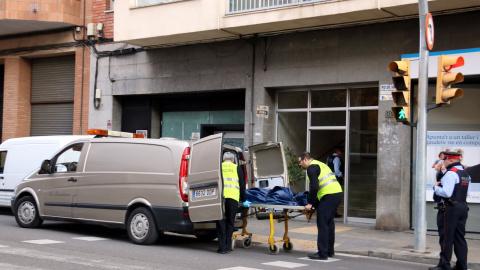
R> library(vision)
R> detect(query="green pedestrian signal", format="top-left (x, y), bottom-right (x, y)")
top-left (388, 59), bottom-right (411, 123)
top-left (397, 108), bottom-right (406, 120)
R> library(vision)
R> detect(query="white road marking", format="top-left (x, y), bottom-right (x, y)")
top-left (262, 261), bottom-right (308, 268)
top-left (218, 267), bottom-right (262, 270)
top-left (0, 262), bottom-right (44, 270)
top-left (0, 245), bottom-right (9, 248)
top-left (335, 253), bottom-right (363, 258)
top-left (0, 246), bottom-right (146, 269)
top-left (72, 237), bottom-right (108, 241)
top-left (298, 257), bottom-right (341, 263)
top-left (22, 239), bottom-right (65, 245)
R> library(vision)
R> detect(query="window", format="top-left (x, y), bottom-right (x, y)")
top-left (52, 144), bottom-right (83, 173)
top-left (0, 151), bottom-right (6, 174)
top-left (132, 0), bottom-right (184, 8)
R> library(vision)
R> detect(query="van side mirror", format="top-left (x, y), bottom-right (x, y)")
top-left (40, 160), bottom-right (51, 174)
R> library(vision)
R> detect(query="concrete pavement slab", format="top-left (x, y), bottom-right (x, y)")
top-left (236, 215), bottom-right (480, 269)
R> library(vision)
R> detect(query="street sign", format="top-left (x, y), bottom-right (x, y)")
top-left (425, 13), bottom-right (434, 51)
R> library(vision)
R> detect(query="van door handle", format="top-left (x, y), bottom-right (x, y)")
top-left (68, 178), bottom-right (77, 182)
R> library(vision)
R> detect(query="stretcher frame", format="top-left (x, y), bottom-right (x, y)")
top-left (232, 204), bottom-right (315, 254)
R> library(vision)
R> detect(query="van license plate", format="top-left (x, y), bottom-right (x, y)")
top-left (193, 188), bottom-right (216, 198)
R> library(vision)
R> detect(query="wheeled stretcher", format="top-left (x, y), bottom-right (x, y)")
top-left (232, 204), bottom-right (315, 254)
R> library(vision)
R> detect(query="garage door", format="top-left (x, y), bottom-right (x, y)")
top-left (31, 56), bottom-right (75, 136)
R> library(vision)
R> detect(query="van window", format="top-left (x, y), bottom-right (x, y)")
top-left (52, 143), bottom-right (83, 173)
top-left (84, 143), bottom-right (174, 174)
top-left (0, 151), bottom-right (6, 173)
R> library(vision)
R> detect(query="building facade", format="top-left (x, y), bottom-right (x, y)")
top-left (0, 0), bottom-right (115, 141)
top-left (88, 0), bottom-right (480, 231)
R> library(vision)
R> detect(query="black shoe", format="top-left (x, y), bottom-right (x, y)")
top-left (217, 249), bottom-right (227, 254)
top-left (334, 213), bottom-right (343, 218)
top-left (328, 253), bottom-right (335, 257)
top-left (308, 253), bottom-right (328, 260)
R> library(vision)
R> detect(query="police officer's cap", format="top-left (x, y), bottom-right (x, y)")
top-left (442, 152), bottom-right (461, 160)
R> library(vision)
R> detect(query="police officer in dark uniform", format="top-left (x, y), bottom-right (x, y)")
top-left (429, 152), bottom-right (471, 270)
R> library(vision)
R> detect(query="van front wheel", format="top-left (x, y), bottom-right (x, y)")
top-left (14, 196), bottom-right (43, 228)
top-left (127, 207), bottom-right (159, 245)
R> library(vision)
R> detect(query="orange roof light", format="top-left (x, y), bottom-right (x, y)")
top-left (133, 133), bottom-right (144, 138)
top-left (88, 129), bottom-right (108, 136)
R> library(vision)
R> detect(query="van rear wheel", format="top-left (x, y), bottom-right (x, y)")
top-left (127, 207), bottom-right (159, 245)
top-left (14, 196), bottom-right (43, 228)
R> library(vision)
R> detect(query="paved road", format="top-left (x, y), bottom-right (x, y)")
top-left (0, 208), bottom-right (431, 270)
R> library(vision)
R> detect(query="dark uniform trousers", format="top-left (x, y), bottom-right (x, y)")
top-left (216, 198), bottom-right (238, 252)
top-left (316, 192), bottom-right (343, 257)
top-left (437, 201), bottom-right (469, 270)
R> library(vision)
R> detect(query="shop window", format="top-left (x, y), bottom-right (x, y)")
top-left (350, 87), bottom-right (378, 107)
top-left (278, 91), bottom-right (307, 109)
top-left (311, 89), bottom-right (346, 108)
top-left (311, 111), bottom-right (346, 126)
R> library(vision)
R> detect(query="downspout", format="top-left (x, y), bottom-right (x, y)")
top-left (79, 0), bottom-right (86, 135)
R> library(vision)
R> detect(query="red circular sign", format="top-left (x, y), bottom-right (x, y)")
top-left (425, 13), bottom-right (434, 51)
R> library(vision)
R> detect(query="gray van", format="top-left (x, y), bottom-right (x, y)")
top-left (11, 133), bottom-right (288, 245)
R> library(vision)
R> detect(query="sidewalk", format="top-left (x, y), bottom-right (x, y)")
top-left (238, 215), bottom-right (480, 270)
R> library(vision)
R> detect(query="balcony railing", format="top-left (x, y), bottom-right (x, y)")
top-left (131, 0), bottom-right (183, 8)
top-left (227, 0), bottom-right (334, 14)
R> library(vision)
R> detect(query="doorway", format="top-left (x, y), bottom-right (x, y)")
top-left (276, 86), bottom-right (378, 222)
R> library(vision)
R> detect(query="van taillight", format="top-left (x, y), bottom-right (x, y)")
top-left (179, 147), bottom-right (190, 202)
top-left (241, 152), bottom-right (248, 181)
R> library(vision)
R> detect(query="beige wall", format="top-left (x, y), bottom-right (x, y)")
top-left (115, 0), bottom-right (477, 47)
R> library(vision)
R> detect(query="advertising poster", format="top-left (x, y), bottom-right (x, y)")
top-left (426, 131), bottom-right (480, 203)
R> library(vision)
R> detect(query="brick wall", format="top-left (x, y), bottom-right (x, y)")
top-left (2, 57), bottom-right (32, 142)
top-left (73, 46), bottom-right (91, 135)
top-left (2, 0), bottom-right (83, 25)
top-left (93, 0), bottom-right (114, 39)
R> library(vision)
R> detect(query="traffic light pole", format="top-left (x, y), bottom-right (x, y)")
top-left (414, 0), bottom-right (430, 253)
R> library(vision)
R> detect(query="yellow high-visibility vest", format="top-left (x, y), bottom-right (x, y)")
top-left (222, 162), bottom-right (240, 202)
top-left (307, 159), bottom-right (342, 200)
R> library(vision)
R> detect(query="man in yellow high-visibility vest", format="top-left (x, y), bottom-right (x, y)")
top-left (216, 151), bottom-right (246, 254)
top-left (299, 152), bottom-right (343, 260)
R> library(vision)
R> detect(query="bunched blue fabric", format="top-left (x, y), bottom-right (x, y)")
top-left (245, 187), bottom-right (269, 204)
top-left (294, 191), bottom-right (310, 206)
top-left (266, 186), bottom-right (296, 206)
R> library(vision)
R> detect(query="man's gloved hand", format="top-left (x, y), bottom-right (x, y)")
top-left (242, 200), bottom-right (251, 208)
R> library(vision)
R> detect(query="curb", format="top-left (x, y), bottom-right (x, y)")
top-left (246, 238), bottom-right (480, 270)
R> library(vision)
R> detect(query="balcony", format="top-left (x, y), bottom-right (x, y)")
top-left (226, 0), bottom-right (333, 14)
top-left (116, 0), bottom-right (479, 48)
top-left (0, 0), bottom-right (83, 37)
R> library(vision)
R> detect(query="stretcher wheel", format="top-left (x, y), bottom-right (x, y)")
top-left (268, 243), bottom-right (280, 255)
top-left (231, 238), bottom-right (235, 251)
top-left (242, 237), bottom-right (252, 249)
top-left (283, 241), bottom-right (293, 252)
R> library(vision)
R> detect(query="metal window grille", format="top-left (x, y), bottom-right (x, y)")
top-left (227, 0), bottom-right (334, 14)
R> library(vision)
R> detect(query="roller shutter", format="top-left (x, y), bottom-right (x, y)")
top-left (31, 56), bottom-right (75, 136)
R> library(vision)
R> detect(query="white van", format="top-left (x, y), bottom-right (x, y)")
top-left (0, 135), bottom-right (93, 207)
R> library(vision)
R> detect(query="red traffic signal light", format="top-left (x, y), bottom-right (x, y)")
top-left (436, 55), bottom-right (464, 104)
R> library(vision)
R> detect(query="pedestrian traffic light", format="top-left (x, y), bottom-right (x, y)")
top-left (436, 55), bottom-right (464, 104)
top-left (388, 59), bottom-right (411, 122)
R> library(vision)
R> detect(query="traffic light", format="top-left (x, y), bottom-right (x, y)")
top-left (436, 55), bottom-right (464, 104)
top-left (388, 59), bottom-right (411, 122)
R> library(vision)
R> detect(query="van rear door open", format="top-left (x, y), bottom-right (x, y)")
top-left (248, 142), bottom-right (289, 189)
top-left (187, 133), bottom-right (223, 222)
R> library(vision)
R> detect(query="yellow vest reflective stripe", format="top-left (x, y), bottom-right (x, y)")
top-left (307, 160), bottom-right (343, 200)
top-left (222, 162), bottom-right (240, 202)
